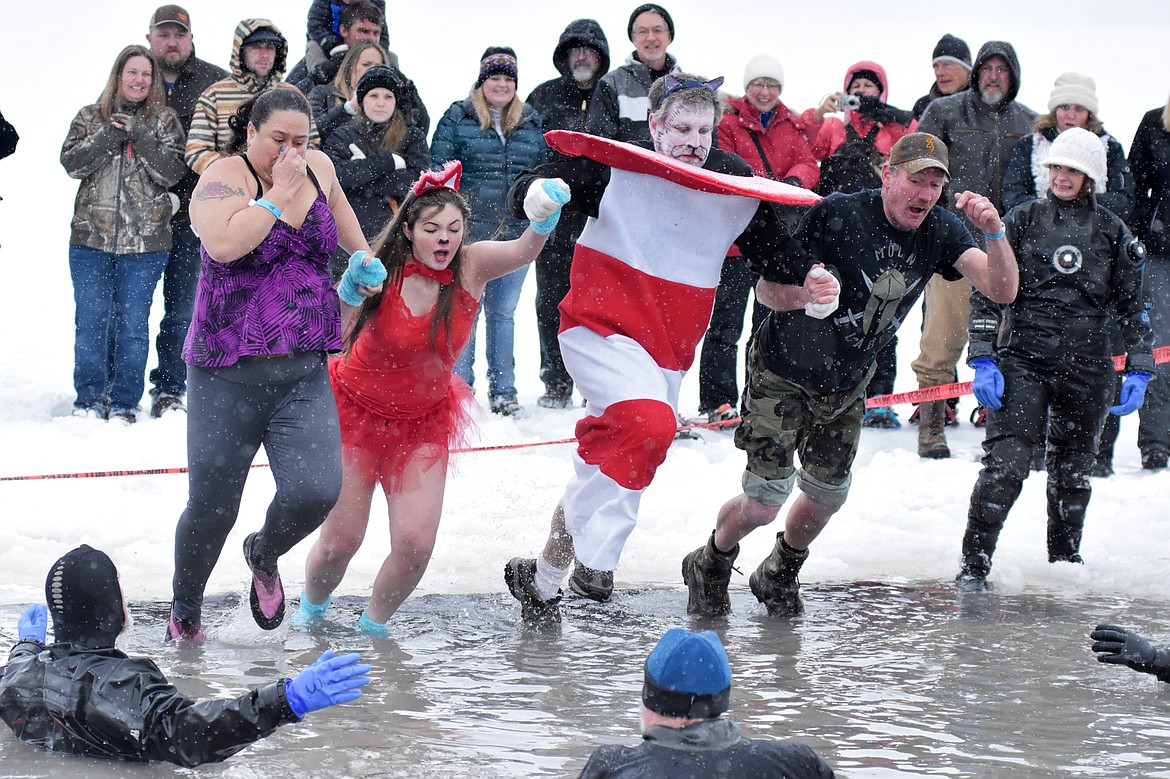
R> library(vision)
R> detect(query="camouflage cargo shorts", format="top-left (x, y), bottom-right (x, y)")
top-left (733, 343), bottom-right (871, 493)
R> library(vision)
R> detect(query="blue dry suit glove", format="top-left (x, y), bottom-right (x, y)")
top-left (18, 604), bottom-right (47, 643)
top-left (284, 649), bottom-right (371, 718)
top-left (337, 250), bottom-right (387, 306)
top-left (1110, 372), bottom-right (1151, 416)
top-left (523, 178), bottom-right (571, 235)
top-left (970, 358), bottom-right (1004, 411)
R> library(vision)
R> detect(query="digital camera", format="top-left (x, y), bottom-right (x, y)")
top-left (837, 94), bottom-right (861, 111)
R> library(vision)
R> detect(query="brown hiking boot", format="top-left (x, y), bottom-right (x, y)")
top-left (917, 400), bottom-right (951, 459)
top-left (682, 532), bottom-right (739, 616)
top-left (748, 533), bottom-right (809, 616)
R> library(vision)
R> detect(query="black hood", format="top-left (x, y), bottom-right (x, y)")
top-left (552, 18), bottom-right (610, 78)
top-left (972, 40), bottom-right (1022, 107)
top-left (45, 545), bottom-right (125, 649)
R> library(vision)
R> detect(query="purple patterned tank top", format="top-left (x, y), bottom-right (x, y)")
top-left (184, 174), bottom-right (342, 368)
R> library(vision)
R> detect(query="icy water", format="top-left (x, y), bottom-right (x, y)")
top-left (2, 583), bottom-right (1169, 778)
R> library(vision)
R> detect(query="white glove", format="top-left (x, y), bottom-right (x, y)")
top-left (523, 178), bottom-right (570, 221)
top-left (329, 44), bottom-right (350, 58)
top-left (804, 267), bottom-right (841, 319)
top-left (391, 153), bottom-right (405, 170)
top-left (348, 143), bottom-right (366, 160)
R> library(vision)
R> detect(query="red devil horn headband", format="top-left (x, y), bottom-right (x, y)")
top-left (411, 160), bottom-right (463, 197)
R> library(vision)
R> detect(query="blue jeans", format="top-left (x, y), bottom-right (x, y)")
top-left (454, 264), bottom-right (529, 400)
top-left (69, 245), bottom-right (167, 413)
top-left (149, 221), bottom-right (202, 398)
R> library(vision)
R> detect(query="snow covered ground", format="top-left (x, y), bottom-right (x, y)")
top-left (2, 0), bottom-right (1170, 616)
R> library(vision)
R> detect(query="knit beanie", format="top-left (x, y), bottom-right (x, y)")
top-left (848, 67), bottom-right (884, 95)
top-left (743, 53), bottom-right (785, 92)
top-left (357, 64), bottom-right (399, 106)
top-left (627, 3), bottom-right (674, 41)
top-left (642, 628), bottom-right (732, 720)
top-left (1047, 72), bottom-right (1099, 115)
top-left (932, 34), bottom-right (972, 70)
top-left (1043, 126), bottom-right (1107, 191)
top-left (45, 545), bottom-right (125, 647)
top-left (475, 46), bottom-right (518, 90)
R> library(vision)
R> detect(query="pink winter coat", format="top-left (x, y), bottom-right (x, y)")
top-left (800, 60), bottom-right (916, 160)
top-left (718, 96), bottom-right (820, 189)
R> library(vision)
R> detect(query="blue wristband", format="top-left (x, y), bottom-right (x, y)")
top-left (982, 225), bottom-right (1005, 241)
top-left (249, 198), bottom-right (282, 219)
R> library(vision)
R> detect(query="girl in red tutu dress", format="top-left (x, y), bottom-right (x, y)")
top-left (293, 161), bottom-right (569, 634)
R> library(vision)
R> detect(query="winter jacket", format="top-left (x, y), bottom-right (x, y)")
top-left (61, 102), bottom-right (187, 254)
top-left (162, 53), bottom-right (228, 220)
top-left (912, 83), bottom-right (968, 122)
top-left (184, 19), bottom-right (314, 175)
top-left (802, 62), bottom-right (915, 196)
top-left (1130, 106), bottom-right (1170, 257)
top-left (578, 718), bottom-right (836, 778)
top-left (306, 0), bottom-right (389, 53)
top-left (324, 118), bottom-right (430, 239)
top-left (968, 193), bottom-right (1153, 375)
top-left (1002, 127), bottom-right (1134, 220)
top-left (0, 639), bottom-right (299, 767)
top-left (0, 108), bottom-right (19, 160)
top-left (527, 18), bottom-right (611, 149)
top-left (307, 68), bottom-right (429, 145)
top-left (584, 51), bottom-right (679, 143)
top-left (719, 96), bottom-right (819, 189)
top-left (917, 41), bottom-right (1036, 219)
top-left (430, 98), bottom-right (547, 242)
top-left (526, 18), bottom-right (611, 246)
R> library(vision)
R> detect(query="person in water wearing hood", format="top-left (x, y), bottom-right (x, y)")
top-left (955, 127), bottom-right (1152, 592)
top-left (577, 628), bottom-right (836, 778)
top-left (0, 545), bottom-right (370, 767)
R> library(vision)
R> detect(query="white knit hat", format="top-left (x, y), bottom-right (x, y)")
top-left (1047, 72), bottom-right (1099, 115)
top-left (743, 53), bottom-right (784, 92)
top-left (1043, 127), bottom-right (1107, 191)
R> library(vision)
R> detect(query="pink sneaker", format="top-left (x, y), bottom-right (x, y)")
top-left (165, 608), bottom-right (205, 645)
top-left (243, 533), bottom-right (285, 630)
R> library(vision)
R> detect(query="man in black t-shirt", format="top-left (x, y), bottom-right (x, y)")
top-left (682, 132), bottom-right (1020, 618)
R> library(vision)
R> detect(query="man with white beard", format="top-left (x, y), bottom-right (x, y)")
top-left (910, 41), bottom-right (1035, 460)
top-left (525, 20), bottom-right (611, 412)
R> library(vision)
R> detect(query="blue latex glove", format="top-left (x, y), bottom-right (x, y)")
top-left (18, 604), bottom-right (47, 643)
top-left (1110, 372), bottom-right (1151, 416)
top-left (284, 649), bottom-right (371, 718)
top-left (525, 178), bottom-right (571, 235)
top-left (337, 250), bottom-right (387, 306)
top-left (970, 358), bottom-right (1004, 411)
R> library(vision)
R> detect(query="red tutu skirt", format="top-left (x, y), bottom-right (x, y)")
top-left (330, 360), bottom-right (477, 493)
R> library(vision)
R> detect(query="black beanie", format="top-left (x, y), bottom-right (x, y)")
top-left (849, 67), bottom-right (884, 94)
top-left (475, 46), bottom-right (518, 90)
top-left (356, 64), bottom-right (400, 106)
top-left (45, 545), bottom-right (125, 647)
top-left (627, 4), bottom-right (674, 41)
top-left (932, 33), bottom-right (972, 69)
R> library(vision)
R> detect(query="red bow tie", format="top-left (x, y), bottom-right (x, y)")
top-left (403, 259), bottom-right (453, 286)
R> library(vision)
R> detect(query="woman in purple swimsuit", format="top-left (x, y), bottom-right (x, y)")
top-left (168, 88), bottom-right (384, 643)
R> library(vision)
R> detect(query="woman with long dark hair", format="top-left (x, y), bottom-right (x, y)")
top-left (61, 45), bottom-right (187, 422)
top-left (293, 162), bottom-right (567, 635)
top-left (169, 87), bottom-right (385, 643)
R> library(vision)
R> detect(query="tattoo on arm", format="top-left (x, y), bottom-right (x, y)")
top-left (196, 182), bottom-right (246, 201)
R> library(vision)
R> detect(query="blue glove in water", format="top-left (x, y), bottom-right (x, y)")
top-left (284, 649), bottom-right (371, 718)
top-left (338, 250), bottom-right (387, 306)
top-left (1110, 372), bottom-right (1151, 416)
top-left (18, 604), bottom-right (47, 643)
top-left (528, 178), bottom-right (571, 235)
top-left (970, 358), bottom-right (1004, 411)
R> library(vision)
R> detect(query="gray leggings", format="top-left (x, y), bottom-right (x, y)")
top-left (172, 352), bottom-right (342, 620)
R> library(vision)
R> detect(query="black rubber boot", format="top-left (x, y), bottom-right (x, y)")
top-left (682, 531), bottom-right (739, 616)
top-left (749, 533), bottom-right (808, 616)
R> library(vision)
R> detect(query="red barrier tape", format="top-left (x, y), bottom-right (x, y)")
top-left (8, 346), bottom-right (1169, 482)
top-left (865, 345), bottom-right (1170, 409)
